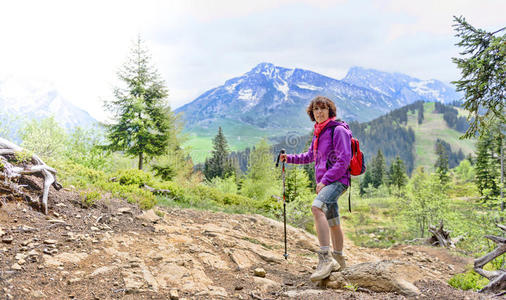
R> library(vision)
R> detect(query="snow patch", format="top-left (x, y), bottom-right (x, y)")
top-left (225, 82), bottom-right (239, 93)
top-left (409, 80), bottom-right (443, 101)
top-left (274, 80), bottom-right (290, 102)
top-left (296, 83), bottom-right (321, 91)
top-left (237, 89), bottom-right (255, 101)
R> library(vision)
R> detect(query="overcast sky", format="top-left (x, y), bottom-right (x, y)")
top-left (0, 0), bottom-right (504, 122)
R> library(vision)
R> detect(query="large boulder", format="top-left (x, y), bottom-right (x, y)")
top-left (322, 260), bottom-right (424, 296)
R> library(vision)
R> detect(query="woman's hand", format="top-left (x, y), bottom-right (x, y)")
top-left (316, 182), bottom-right (325, 194)
top-left (280, 154), bottom-right (287, 162)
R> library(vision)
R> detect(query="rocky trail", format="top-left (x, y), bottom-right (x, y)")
top-left (0, 187), bottom-right (495, 299)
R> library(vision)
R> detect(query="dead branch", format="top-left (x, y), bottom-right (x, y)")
top-left (143, 184), bottom-right (171, 196)
top-left (474, 224), bottom-right (506, 294)
top-left (0, 137), bottom-right (61, 214)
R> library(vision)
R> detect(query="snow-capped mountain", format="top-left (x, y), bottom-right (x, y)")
top-left (342, 67), bottom-right (461, 106)
top-left (176, 63), bottom-right (461, 132)
top-left (0, 78), bottom-right (97, 135)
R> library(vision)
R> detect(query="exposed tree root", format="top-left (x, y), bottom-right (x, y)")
top-left (0, 137), bottom-right (61, 214)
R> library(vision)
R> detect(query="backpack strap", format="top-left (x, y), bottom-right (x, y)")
top-left (348, 182), bottom-right (351, 213)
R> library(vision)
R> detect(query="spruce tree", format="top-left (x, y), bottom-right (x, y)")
top-left (417, 103), bottom-right (424, 125)
top-left (360, 169), bottom-right (373, 196)
top-left (452, 16), bottom-right (505, 138)
top-left (389, 156), bottom-right (408, 191)
top-left (204, 127), bottom-right (233, 180)
top-left (371, 149), bottom-right (386, 188)
top-left (475, 125), bottom-right (502, 201)
top-left (435, 141), bottom-right (450, 185)
top-left (104, 36), bottom-right (173, 170)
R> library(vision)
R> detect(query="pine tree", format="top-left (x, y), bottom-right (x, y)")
top-left (417, 103), bottom-right (424, 125)
top-left (371, 149), bottom-right (386, 188)
top-left (389, 156), bottom-right (408, 191)
top-left (104, 36), bottom-right (173, 170)
top-left (360, 169), bottom-right (373, 196)
top-left (452, 16), bottom-right (505, 138)
top-left (474, 129), bottom-right (500, 200)
top-left (203, 127), bottom-right (233, 180)
top-left (435, 141), bottom-right (450, 185)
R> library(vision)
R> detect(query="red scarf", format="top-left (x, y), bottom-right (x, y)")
top-left (313, 117), bottom-right (335, 156)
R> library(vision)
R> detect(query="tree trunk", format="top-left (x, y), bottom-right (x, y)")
top-left (138, 152), bottom-right (143, 170)
top-left (501, 136), bottom-right (504, 216)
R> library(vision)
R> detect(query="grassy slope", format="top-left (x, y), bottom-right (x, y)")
top-left (408, 102), bottom-right (475, 172)
top-left (183, 118), bottom-right (310, 163)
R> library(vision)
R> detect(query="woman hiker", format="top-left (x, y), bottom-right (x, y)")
top-left (280, 96), bottom-right (351, 281)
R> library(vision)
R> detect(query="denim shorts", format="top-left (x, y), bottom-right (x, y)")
top-left (312, 181), bottom-right (348, 226)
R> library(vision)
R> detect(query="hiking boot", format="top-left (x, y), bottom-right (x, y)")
top-left (310, 250), bottom-right (338, 281)
top-left (332, 252), bottom-right (346, 271)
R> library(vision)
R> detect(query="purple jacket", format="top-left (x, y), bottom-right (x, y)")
top-left (286, 120), bottom-right (352, 186)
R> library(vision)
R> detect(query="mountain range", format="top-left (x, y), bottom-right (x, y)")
top-left (0, 78), bottom-right (97, 139)
top-left (176, 63), bottom-right (462, 134)
top-left (1, 63), bottom-right (462, 150)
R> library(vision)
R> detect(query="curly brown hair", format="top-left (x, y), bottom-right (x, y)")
top-left (306, 96), bottom-right (337, 122)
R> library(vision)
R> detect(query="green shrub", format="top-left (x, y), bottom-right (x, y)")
top-left (286, 192), bottom-right (314, 232)
top-left (13, 149), bottom-right (33, 164)
top-left (113, 169), bottom-right (154, 186)
top-left (154, 209), bottom-right (165, 218)
top-left (448, 269), bottom-right (489, 291)
top-left (53, 160), bottom-right (107, 188)
top-left (190, 185), bottom-right (222, 204)
top-left (80, 190), bottom-right (100, 208)
top-left (150, 181), bottom-right (186, 201)
top-left (208, 175), bottom-right (238, 194)
top-left (222, 193), bottom-right (250, 206)
top-left (138, 193), bottom-right (156, 210)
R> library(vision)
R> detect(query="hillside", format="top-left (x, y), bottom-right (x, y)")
top-left (352, 101), bottom-right (475, 173)
top-left (0, 188), bottom-right (490, 299)
top-left (408, 102), bottom-right (475, 171)
top-left (226, 102), bottom-right (475, 174)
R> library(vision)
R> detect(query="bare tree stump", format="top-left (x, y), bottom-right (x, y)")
top-left (0, 137), bottom-right (62, 214)
top-left (428, 220), bottom-right (455, 248)
top-left (474, 224), bottom-right (506, 294)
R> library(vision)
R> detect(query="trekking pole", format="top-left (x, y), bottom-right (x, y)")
top-left (276, 149), bottom-right (288, 260)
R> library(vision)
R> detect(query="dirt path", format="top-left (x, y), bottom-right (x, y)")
top-left (0, 190), bottom-right (492, 299)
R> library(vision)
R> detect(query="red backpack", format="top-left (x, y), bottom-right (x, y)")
top-left (329, 126), bottom-right (366, 176)
top-left (350, 138), bottom-right (366, 176)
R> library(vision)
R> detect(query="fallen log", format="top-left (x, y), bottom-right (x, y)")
top-left (474, 223), bottom-right (506, 294)
top-left (143, 184), bottom-right (171, 196)
top-left (0, 137), bottom-right (61, 214)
